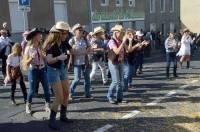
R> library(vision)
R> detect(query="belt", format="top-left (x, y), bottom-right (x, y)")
top-left (30, 64), bottom-right (45, 69)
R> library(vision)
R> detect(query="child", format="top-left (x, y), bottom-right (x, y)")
top-left (6, 43), bottom-right (27, 105)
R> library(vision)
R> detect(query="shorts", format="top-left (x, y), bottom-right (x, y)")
top-left (47, 65), bottom-right (68, 85)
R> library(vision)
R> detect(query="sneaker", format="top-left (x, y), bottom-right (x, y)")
top-left (69, 94), bottom-right (74, 101)
top-left (26, 103), bottom-right (31, 114)
top-left (44, 103), bottom-right (50, 113)
top-left (117, 100), bottom-right (128, 104)
top-left (108, 99), bottom-right (117, 104)
top-left (85, 95), bottom-right (94, 99)
top-left (11, 100), bottom-right (16, 105)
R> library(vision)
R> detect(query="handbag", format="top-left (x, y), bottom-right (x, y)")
top-left (10, 66), bottom-right (21, 80)
top-left (9, 56), bottom-right (21, 80)
top-left (107, 39), bottom-right (119, 65)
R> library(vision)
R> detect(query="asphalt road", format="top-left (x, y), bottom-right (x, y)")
top-left (0, 50), bottom-right (200, 132)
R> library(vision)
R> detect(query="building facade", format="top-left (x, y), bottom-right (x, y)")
top-left (145, 0), bottom-right (180, 36)
top-left (91, 0), bottom-right (145, 31)
top-left (3, 0), bottom-right (194, 38)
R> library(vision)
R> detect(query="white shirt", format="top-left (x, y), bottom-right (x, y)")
top-left (7, 54), bottom-right (22, 67)
top-left (0, 36), bottom-right (12, 50)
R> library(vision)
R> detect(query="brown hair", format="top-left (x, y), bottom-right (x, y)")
top-left (43, 32), bottom-right (61, 52)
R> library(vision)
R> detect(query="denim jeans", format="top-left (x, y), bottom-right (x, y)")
top-left (107, 60), bottom-right (124, 101)
top-left (166, 52), bottom-right (177, 77)
top-left (70, 65), bottom-right (91, 97)
top-left (124, 60), bottom-right (135, 91)
top-left (135, 53), bottom-right (143, 72)
top-left (27, 67), bottom-right (50, 103)
top-left (90, 60), bottom-right (107, 83)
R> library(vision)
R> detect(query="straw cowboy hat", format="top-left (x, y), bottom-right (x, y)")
top-left (126, 28), bottom-right (135, 34)
top-left (89, 32), bottom-right (93, 36)
top-left (111, 24), bottom-right (124, 32)
top-left (26, 28), bottom-right (42, 41)
top-left (72, 23), bottom-right (83, 33)
top-left (0, 29), bottom-right (7, 34)
top-left (49, 25), bottom-right (61, 33)
top-left (136, 31), bottom-right (144, 37)
top-left (92, 26), bottom-right (105, 35)
top-left (55, 21), bottom-right (70, 31)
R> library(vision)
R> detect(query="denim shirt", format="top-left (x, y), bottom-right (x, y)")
top-left (69, 37), bottom-right (88, 65)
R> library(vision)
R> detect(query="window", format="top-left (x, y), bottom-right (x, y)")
top-left (150, 0), bottom-right (156, 13)
top-left (161, 23), bottom-right (166, 36)
top-left (101, 0), bottom-right (109, 6)
top-left (150, 23), bottom-right (156, 31)
top-left (128, 0), bottom-right (135, 7)
top-left (54, 0), bottom-right (68, 23)
top-left (160, 0), bottom-right (166, 12)
top-left (116, 0), bottom-right (123, 7)
top-left (170, 22), bottom-right (175, 32)
top-left (169, 0), bottom-right (175, 12)
top-left (9, 0), bottom-right (28, 32)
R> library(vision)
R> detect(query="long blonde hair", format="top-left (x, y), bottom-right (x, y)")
top-left (12, 43), bottom-right (22, 56)
top-left (43, 32), bottom-right (61, 52)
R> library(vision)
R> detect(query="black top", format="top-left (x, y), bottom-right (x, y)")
top-left (46, 42), bottom-right (72, 69)
top-left (125, 39), bottom-right (138, 65)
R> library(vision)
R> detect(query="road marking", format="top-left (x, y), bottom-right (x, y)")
top-left (146, 102), bottom-right (158, 106)
top-left (122, 110), bottom-right (140, 119)
top-left (191, 80), bottom-right (198, 84)
top-left (94, 124), bottom-right (113, 132)
top-left (179, 84), bottom-right (190, 89)
top-left (166, 90), bottom-right (177, 96)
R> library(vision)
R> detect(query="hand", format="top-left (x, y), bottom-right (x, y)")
top-left (7, 75), bottom-right (11, 81)
top-left (92, 44), bottom-right (98, 49)
top-left (135, 43), bottom-right (141, 47)
top-left (31, 52), bottom-right (37, 59)
top-left (56, 54), bottom-right (68, 61)
top-left (122, 35), bottom-right (128, 44)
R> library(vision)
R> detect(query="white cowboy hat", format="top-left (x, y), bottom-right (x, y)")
top-left (55, 21), bottom-right (70, 31)
top-left (93, 26), bottom-right (105, 35)
top-left (50, 25), bottom-right (61, 33)
top-left (136, 31), bottom-right (144, 37)
top-left (72, 23), bottom-right (83, 33)
top-left (111, 24), bottom-right (124, 32)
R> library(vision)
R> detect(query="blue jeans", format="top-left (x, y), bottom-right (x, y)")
top-left (124, 60), bottom-right (135, 91)
top-left (107, 60), bottom-right (124, 101)
top-left (70, 65), bottom-right (91, 97)
top-left (27, 67), bottom-right (50, 103)
top-left (166, 52), bottom-right (177, 77)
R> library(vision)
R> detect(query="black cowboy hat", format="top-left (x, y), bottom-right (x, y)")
top-left (26, 28), bottom-right (42, 41)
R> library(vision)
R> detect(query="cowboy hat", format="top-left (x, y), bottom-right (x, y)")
top-left (0, 29), bottom-right (7, 34)
top-left (136, 31), bottom-right (144, 37)
top-left (126, 28), bottom-right (135, 33)
top-left (72, 23), bottom-right (83, 32)
top-left (111, 24), bottom-right (124, 32)
top-left (93, 26), bottom-right (105, 35)
top-left (26, 28), bottom-right (42, 41)
top-left (50, 25), bottom-right (61, 33)
top-left (55, 21), bottom-right (70, 31)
